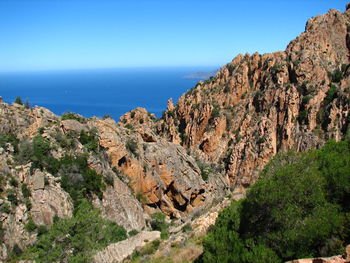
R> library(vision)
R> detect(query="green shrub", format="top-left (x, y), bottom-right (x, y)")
top-left (15, 96), bottom-right (23, 105)
top-left (102, 114), bottom-right (112, 119)
top-left (79, 129), bottom-right (99, 152)
top-left (10, 177), bottom-right (18, 187)
top-left (150, 212), bottom-right (169, 240)
top-left (61, 112), bottom-right (84, 122)
top-left (21, 183), bottom-right (31, 198)
top-left (1, 203), bottom-right (10, 214)
top-left (128, 229), bottom-right (139, 237)
top-left (328, 68), bottom-right (343, 83)
top-left (25, 219), bottom-right (37, 232)
top-left (59, 155), bottom-right (106, 202)
top-left (196, 159), bottom-right (212, 181)
top-left (12, 244), bottom-right (23, 257)
top-left (0, 133), bottom-right (19, 153)
top-left (21, 200), bottom-right (127, 263)
top-left (7, 192), bottom-right (18, 206)
top-left (211, 102), bottom-right (220, 120)
top-left (126, 139), bottom-right (139, 157)
top-left (182, 223), bottom-right (192, 233)
top-left (125, 123), bottom-right (134, 130)
top-left (200, 140), bottom-right (350, 263)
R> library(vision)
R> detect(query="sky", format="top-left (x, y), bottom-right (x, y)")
top-left (0, 0), bottom-right (347, 72)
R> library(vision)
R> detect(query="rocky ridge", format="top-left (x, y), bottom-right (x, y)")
top-left (156, 7), bottom-right (350, 192)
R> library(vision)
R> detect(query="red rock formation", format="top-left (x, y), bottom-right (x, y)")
top-left (158, 7), bottom-right (350, 192)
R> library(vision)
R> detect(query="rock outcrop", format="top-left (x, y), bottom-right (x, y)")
top-left (286, 244), bottom-right (350, 263)
top-left (93, 231), bottom-right (161, 263)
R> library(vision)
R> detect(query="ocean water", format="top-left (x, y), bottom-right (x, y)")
top-left (0, 67), bottom-right (211, 120)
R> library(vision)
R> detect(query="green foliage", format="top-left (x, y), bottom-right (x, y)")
top-left (0, 132), bottom-right (19, 153)
top-left (317, 140), bottom-right (350, 211)
top-left (21, 200), bottom-right (127, 263)
top-left (33, 135), bottom-right (51, 159)
top-left (132, 239), bottom-right (161, 260)
top-left (7, 192), bottom-right (18, 206)
top-left (328, 68), bottom-right (343, 83)
top-left (125, 123), bottom-right (134, 131)
top-left (196, 159), bottom-right (213, 181)
top-left (58, 155), bottom-right (106, 202)
top-left (182, 223), bottom-right (192, 233)
top-left (324, 84), bottom-right (338, 106)
top-left (61, 112), bottom-right (85, 122)
top-left (25, 219), bottom-right (37, 232)
top-left (12, 244), bottom-right (23, 258)
top-left (126, 139), bottom-right (139, 157)
top-left (15, 96), bottom-right (23, 105)
top-left (1, 203), bottom-right (10, 214)
top-left (211, 102), bottom-right (220, 120)
top-left (150, 212), bottom-right (169, 240)
top-left (297, 109), bottom-right (309, 125)
top-left (201, 140), bottom-right (350, 263)
top-left (52, 130), bottom-right (76, 149)
top-left (79, 129), bottom-right (99, 152)
top-left (102, 114), bottom-right (112, 119)
top-left (317, 84), bottom-right (338, 129)
top-left (21, 183), bottom-right (31, 198)
top-left (10, 177), bottom-right (18, 187)
top-left (128, 229), bottom-right (139, 237)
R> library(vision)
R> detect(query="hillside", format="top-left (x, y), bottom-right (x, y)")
top-left (0, 3), bottom-right (350, 263)
top-left (156, 6), bottom-right (350, 193)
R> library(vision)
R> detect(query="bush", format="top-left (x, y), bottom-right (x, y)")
top-left (15, 96), bottom-right (23, 105)
top-left (10, 177), bottom-right (18, 187)
top-left (150, 212), bottom-right (169, 240)
top-left (7, 192), bottom-right (18, 206)
top-left (0, 133), bottom-right (19, 153)
top-left (59, 155), bottom-right (106, 202)
top-left (21, 183), bottom-right (31, 198)
top-left (211, 103), bottom-right (220, 120)
top-left (196, 159), bottom-right (212, 181)
top-left (128, 229), bottom-right (139, 237)
top-left (79, 129), bottom-right (99, 152)
top-left (328, 69), bottom-right (343, 83)
top-left (126, 139), bottom-right (139, 157)
top-left (61, 112), bottom-right (85, 123)
top-left (200, 140), bottom-right (350, 263)
top-left (25, 219), bottom-right (37, 232)
top-left (21, 200), bottom-right (127, 263)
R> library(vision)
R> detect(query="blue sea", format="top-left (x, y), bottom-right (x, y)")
top-left (0, 67), bottom-right (212, 120)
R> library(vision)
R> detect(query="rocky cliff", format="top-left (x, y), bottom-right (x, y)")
top-left (157, 7), bottom-right (350, 193)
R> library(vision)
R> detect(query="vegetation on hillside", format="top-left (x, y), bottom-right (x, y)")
top-left (199, 139), bottom-right (350, 263)
top-left (17, 201), bottom-right (127, 263)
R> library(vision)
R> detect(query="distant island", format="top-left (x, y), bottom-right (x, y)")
top-left (183, 70), bottom-right (218, 80)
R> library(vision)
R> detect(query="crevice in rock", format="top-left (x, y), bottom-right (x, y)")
top-left (118, 156), bottom-right (127, 167)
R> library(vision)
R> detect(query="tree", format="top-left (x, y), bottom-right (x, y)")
top-left (15, 96), bottom-right (23, 105)
top-left (201, 141), bottom-right (350, 263)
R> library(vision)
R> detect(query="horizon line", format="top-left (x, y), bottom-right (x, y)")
top-left (0, 64), bottom-right (222, 74)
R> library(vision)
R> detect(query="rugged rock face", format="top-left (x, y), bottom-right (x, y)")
top-left (89, 113), bottom-right (218, 219)
top-left (158, 7), bottom-right (350, 192)
top-left (0, 102), bottom-right (218, 261)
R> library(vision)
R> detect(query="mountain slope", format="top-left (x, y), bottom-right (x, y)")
top-left (157, 7), bottom-right (350, 193)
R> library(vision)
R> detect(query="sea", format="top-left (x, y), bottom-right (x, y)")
top-left (0, 67), bottom-right (214, 120)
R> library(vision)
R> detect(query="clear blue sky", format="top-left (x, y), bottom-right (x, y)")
top-left (0, 0), bottom-right (346, 72)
